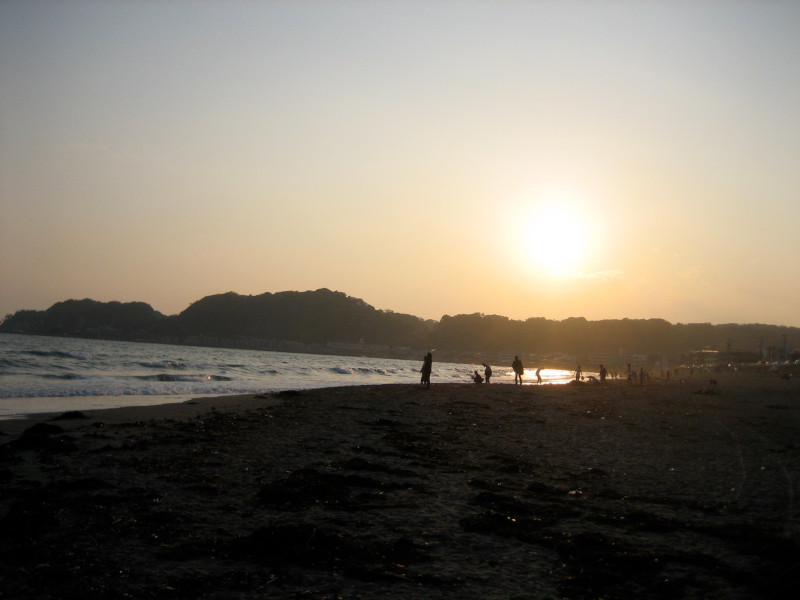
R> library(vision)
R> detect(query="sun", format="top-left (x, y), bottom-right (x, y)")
top-left (521, 204), bottom-right (589, 276)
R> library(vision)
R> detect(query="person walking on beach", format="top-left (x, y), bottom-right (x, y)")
top-left (536, 367), bottom-right (542, 384)
top-left (599, 364), bottom-right (608, 384)
top-left (512, 356), bottom-right (524, 385)
top-left (575, 365), bottom-right (582, 381)
top-left (482, 363), bottom-right (492, 384)
top-left (420, 352), bottom-right (433, 388)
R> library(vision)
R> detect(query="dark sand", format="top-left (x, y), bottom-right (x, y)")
top-left (1, 376), bottom-right (799, 599)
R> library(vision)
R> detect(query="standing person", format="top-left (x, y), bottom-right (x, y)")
top-left (512, 355), bottom-right (524, 385)
top-left (575, 365), bottom-right (582, 381)
top-left (536, 367), bottom-right (542, 384)
top-left (420, 352), bottom-right (433, 388)
top-left (482, 363), bottom-right (492, 384)
top-left (599, 364), bottom-right (608, 383)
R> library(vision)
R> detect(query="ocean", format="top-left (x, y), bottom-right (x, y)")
top-left (0, 333), bottom-right (577, 418)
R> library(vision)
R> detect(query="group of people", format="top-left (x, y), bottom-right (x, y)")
top-left (420, 353), bottom-right (544, 386)
top-left (471, 363), bottom-right (492, 384)
top-left (577, 364), bottom-right (608, 382)
top-left (627, 363), bottom-right (651, 384)
top-left (421, 353), bottom-right (663, 387)
top-left (510, 356), bottom-right (544, 384)
top-left (470, 357), bottom-right (535, 385)
top-left (475, 356), bottom-right (546, 384)
top-left (420, 353), bottom-right (653, 387)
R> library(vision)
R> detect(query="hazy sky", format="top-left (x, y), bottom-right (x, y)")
top-left (2, 1), bottom-right (799, 327)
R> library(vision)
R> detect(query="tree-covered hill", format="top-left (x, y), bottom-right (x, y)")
top-left (168, 289), bottom-right (433, 348)
top-left (0, 299), bottom-right (166, 338)
top-left (0, 289), bottom-right (434, 350)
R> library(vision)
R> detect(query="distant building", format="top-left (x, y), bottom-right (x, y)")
top-left (685, 350), bottom-right (719, 367)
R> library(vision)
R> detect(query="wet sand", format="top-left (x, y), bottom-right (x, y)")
top-left (1, 376), bottom-right (799, 599)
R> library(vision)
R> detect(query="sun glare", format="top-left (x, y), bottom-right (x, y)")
top-left (520, 203), bottom-right (589, 276)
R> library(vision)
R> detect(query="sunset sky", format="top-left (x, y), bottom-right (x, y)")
top-left (2, 1), bottom-right (799, 327)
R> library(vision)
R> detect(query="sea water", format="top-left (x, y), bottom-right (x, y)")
top-left (0, 333), bottom-right (577, 418)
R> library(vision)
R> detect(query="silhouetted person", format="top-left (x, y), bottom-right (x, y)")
top-left (575, 365), bottom-right (582, 381)
top-left (627, 363), bottom-right (633, 384)
top-left (536, 367), bottom-right (542, 384)
top-left (512, 356), bottom-right (524, 385)
top-left (599, 364), bottom-right (608, 383)
top-left (420, 352), bottom-right (433, 388)
top-left (482, 363), bottom-right (492, 383)
top-left (472, 370), bottom-right (483, 384)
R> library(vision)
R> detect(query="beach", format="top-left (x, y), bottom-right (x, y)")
top-left (1, 376), bottom-right (798, 599)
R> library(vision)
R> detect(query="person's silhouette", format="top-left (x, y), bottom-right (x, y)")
top-left (420, 352), bottom-right (433, 388)
top-left (512, 356), bottom-right (524, 385)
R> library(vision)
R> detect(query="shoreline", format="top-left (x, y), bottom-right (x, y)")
top-left (2, 378), bottom-right (799, 598)
top-left (0, 392), bottom-right (283, 437)
top-left (0, 371), bottom-right (789, 431)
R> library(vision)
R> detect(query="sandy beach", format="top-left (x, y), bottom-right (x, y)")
top-left (1, 375), bottom-right (799, 599)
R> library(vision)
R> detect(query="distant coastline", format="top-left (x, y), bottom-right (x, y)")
top-left (2, 289), bottom-right (798, 370)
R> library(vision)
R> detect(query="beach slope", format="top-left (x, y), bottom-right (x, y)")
top-left (1, 378), bottom-right (799, 599)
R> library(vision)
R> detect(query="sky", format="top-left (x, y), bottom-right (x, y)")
top-left (1, 1), bottom-right (799, 327)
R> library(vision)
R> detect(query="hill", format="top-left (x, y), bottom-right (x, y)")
top-left (1, 289), bottom-right (798, 365)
